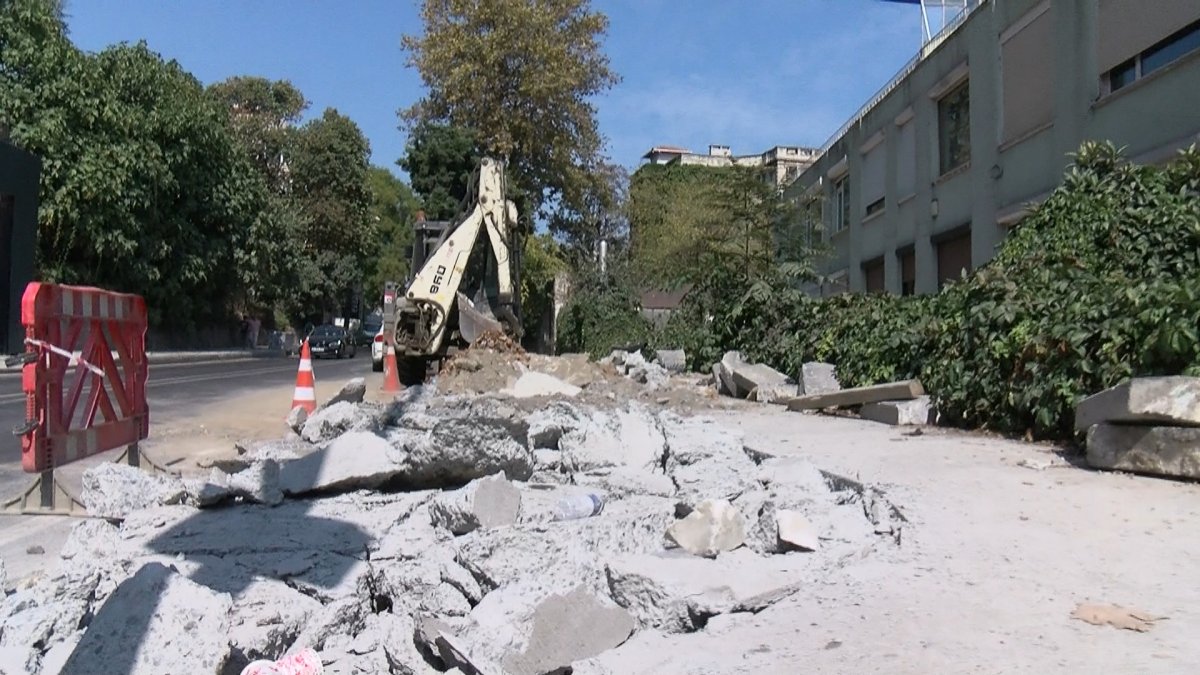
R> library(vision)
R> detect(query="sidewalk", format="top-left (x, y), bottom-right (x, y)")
top-left (0, 347), bottom-right (289, 375)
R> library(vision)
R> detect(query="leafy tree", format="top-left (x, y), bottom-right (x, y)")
top-left (207, 76), bottom-right (307, 193)
top-left (363, 166), bottom-right (421, 306)
top-left (401, 0), bottom-right (619, 217)
top-left (289, 108), bottom-right (376, 318)
top-left (0, 0), bottom-right (276, 328)
top-left (548, 160), bottom-right (628, 260)
top-left (398, 120), bottom-right (478, 220)
top-left (519, 232), bottom-right (567, 346)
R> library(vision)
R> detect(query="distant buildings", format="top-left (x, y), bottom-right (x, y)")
top-left (785, 0), bottom-right (1200, 296)
top-left (641, 144), bottom-right (820, 189)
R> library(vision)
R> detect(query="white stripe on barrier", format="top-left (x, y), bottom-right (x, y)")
top-left (66, 435), bottom-right (78, 462)
top-left (98, 295), bottom-right (109, 319)
top-left (82, 292), bottom-right (93, 318)
top-left (298, 359), bottom-right (313, 371)
top-left (293, 386), bottom-right (315, 400)
top-left (62, 288), bottom-right (74, 316)
top-left (115, 297), bottom-right (125, 320)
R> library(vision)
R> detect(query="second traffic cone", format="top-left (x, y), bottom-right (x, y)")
top-left (291, 339), bottom-right (317, 414)
top-left (381, 342), bottom-right (401, 393)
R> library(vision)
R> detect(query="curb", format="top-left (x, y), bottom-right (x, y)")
top-left (0, 349), bottom-right (290, 376)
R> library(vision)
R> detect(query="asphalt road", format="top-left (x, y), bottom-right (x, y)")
top-left (0, 354), bottom-right (371, 501)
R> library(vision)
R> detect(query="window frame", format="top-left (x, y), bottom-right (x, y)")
top-left (937, 79), bottom-right (971, 176)
top-left (831, 175), bottom-right (850, 233)
top-left (1103, 18), bottom-right (1200, 94)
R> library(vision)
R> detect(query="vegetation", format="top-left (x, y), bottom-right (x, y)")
top-left (401, 0), bottom-right (619, 221)
top-left (398, 121), bottom-right (479, 221)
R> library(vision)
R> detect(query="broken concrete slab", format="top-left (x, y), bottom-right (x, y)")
top-left (661, 415), bottom-right (759, 506)
top-left (279, 430), bottom-right (402, 496)
top-left (775, 510), bottom-right (819, 551)
top-left (574, 466), bottom-right (677, 499)
top-left (228, 459), bottom-right (284, 506)
top-left (501, 586), bottom-right (636, 675)
top-left (715, 351), bottom-right (745, 397)
top-left (226, 577), bottom-right (323, 668)
top-left (429, 472), bottom-right (522, 535)
top-left (301, 401), bottom-right (377, 443)
top-left (605, 548), bottom-right (803, 632)
top-left (1086, 424), bottom-right (1200, 480)
top-left (503, 370), bottom-right (582, 398)
top-left (860, 395), bottom-right (936, 426)
top-left (786, 379), bottom-right (925, 411)
top-left (799, 362), bottom-right (840, 396)
top-left (665, 499), bottom-right (746, 558)
top-left (396, 416), bottom-right (536, 487)
top-left (655, 349), bottom-right (687, 373)
top-left (80, 463), bottom-right (187, 519)
top-left (326, 377), bottom-right (367, 408)
top-left (730, 362), bottom-right (790, 402)
top-left (559, 404), bottom-right (666, 473)
top-left (712, 363), bottom-right (729, 396)
top-left (526, 401), bottom-right (585, 450)
top-left (1075, 376), bottom-right (1200, 432)
top-left (59, 562), bottom-right (233, 675)
top-left (287, 405), bottom-right (309, 434)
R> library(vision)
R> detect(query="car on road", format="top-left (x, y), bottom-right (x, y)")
top-left (357, 316), bottom-right (382, 347)
top-left (371, 323), bottom-right (385, 372)
top-left (307, 324), bottom-right (356, 359)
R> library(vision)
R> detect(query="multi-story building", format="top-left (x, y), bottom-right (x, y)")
top-left (642, 144), bottom-right (820, 188)
top-left (787, 0), bottom-right (1200, 296)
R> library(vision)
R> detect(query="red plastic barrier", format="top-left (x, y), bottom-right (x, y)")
top-left (18, 283), bottom-right (149, 472)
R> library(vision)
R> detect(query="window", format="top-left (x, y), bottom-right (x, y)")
top-left (937, 80), bottom-right (970, 174)
top-left (861, 140), bottom-right (885, 218)
top-left (895, 117), bottom-right (916, 198)
top-left (1104, 19), bottom-right (1200, 93)
top-left (1001, 5), bottom-right (1054, 144)
top-left (899, 248), bottom-right (916, 296)
top-left (1098, 1), bottom-right (1200, 90)
top-left (936, 228), bottom-right (972, 289)
top-left (862, 257), bottom-right (885, 293)
top-left (832, 175), bottom-right (850, 233)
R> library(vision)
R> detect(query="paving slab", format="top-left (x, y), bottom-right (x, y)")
top-left (1075, 376), bottom-right (1200, 432)
top-left (1086, 423), bottom-right (1200, 480)
top-left (785, 379), bottom-right (924, 411)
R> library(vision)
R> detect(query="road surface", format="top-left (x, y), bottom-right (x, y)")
top-left (0, 355), bottom-right (371, 502)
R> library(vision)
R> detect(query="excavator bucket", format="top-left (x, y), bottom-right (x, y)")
top-left (457, 292), bottom-right (503, 345)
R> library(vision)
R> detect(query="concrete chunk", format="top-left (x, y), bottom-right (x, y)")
top-left (786, 379), bottom-right (925, 411)
top-left (429, 472), bottom-right (522, 534)
top-left (1086, 424), bottom-right (1200, 480)
top-left (501, 586), bottom-right (636, 675)
top-left (730, 362), bottom-right (790, 402)
top-left (325, 377), bottom-right (367, 407)
top-left (665, 499), bottom-right (746, 558)
top-left (775, 510), bottom-right (819, 551)
top-left (81, 463), bottom-right (187, 519)
top-left (503, 371), bottom-right (582, 398)
top-left (799, 362), bottom-right (840, 396)
top-left (860, 396), bottom-right (936, 426)
top-left (279, 431), bottom-right (401, 496)
top-left (654, 349), bottom-right (687, 373)
top-left (59, 562), bottom-right (233, 675)
top-left (1075, 377), bottom-right (1200, 432)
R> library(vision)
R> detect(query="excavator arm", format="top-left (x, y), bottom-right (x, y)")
top-left (393, 157), bottom-right (520, 359)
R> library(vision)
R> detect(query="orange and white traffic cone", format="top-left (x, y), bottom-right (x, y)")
top-left (291, 339), bottom-right (317, 414)
top-left (381, 342), bottom-right (401, 393)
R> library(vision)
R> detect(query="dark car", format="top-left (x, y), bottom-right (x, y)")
top-left (307, 324), bottom-right (356, 359)
top-left (356, 317), bottom-right (383, 347)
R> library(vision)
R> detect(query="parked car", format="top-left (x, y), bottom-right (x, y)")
top-left (357, 316), bottom-right (383, 347)
top-left (307, 324), bottom-right (356, 359)
top-left (371, 323), bottom-right (385, 372)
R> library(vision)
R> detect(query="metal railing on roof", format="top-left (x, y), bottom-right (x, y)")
top-left (815, 0), bottom-right (988, 156)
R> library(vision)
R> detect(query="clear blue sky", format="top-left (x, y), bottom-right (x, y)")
top-left (64, 0), bottom-right (921, 180)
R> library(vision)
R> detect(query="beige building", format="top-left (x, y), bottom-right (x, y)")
top-left (787, 0), bottom-right (1200, 296)
top-left (642, 144), bottom-right (819, 188)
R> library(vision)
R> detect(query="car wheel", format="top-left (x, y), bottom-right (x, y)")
top-left (372, 359), bottom-right (383, 373)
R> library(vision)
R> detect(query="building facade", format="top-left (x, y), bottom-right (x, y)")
top-left (1, 140), bottom-right (40, 354)
top-left (643, 144), bottom-right (820, 189)
top-left (787, 0), bottom-right (1200, 296)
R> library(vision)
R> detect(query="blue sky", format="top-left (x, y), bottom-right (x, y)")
top-left (64, 0), bottom-right (921, 180)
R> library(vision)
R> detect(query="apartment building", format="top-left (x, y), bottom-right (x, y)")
top-left (1, 140), bottom-right (40, 354)
top-left (787, 0), bottom-right (1200, 296)
top-left (642, 144), bottom-right (820, 188)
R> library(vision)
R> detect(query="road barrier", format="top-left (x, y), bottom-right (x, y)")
top-left (5, 282), bottom-right (159, 514)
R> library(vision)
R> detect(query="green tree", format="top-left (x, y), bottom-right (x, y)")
top-left (0, 0), bottom-right (275, 328)
top-left (548, 160), bottom-right (628, 260)
top-left (289, 108), bottom-right (375, 318)
top-left (363, 166), bottom-right (421, 306)
top-left (401, 0), bottom-right (619, 217)
top-left (398, 120), bottom-right (478, 220)
top-left (207, 76), bottom-right (307, 193)
top-left (519, 232), bottom-right (567, 346)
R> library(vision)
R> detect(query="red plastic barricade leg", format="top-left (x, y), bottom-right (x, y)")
top-left (5, 283), bottom-right (153, 514)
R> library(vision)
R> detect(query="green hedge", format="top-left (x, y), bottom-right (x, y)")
top-left (653, 142), bottom-right (1200, 439)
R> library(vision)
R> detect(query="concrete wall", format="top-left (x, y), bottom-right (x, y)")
top-left (787, 0), bottom-right (1200, 296)
top-left (0, 142), bottom-right (40, 355)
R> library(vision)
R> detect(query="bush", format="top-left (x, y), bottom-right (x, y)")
top-left (643, 142), bottom-right (1200, 440)
top-left (556, 263), bottom-right (654, 359)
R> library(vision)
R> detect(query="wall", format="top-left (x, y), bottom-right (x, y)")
top-left (787, 0), bottom-right (1200, 296)
top-left (0, 142), bottom-right (40, 355)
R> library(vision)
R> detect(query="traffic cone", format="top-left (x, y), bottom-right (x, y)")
top-left (381, 342), bottom-right (401, 393)
top-left (291, 339), bottom-right (317, 414)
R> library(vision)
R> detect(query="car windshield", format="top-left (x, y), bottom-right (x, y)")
top-left (362, 319), bottom-right (382, 333)
top-left (312, 325), bottom-right (341, 337)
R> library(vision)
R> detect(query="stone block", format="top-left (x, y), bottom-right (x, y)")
top-left (665, 499), bottom-right (745, 558)
top-left (429, 472), bottom-right (522, 535)
top-left (654, 349), bottom-right (687, 373)
top-left (1075, 377), bottom-right (1200, 432)
top-left (325, 377), bottom-right (367, 408)
top-left (786, 379), bottom-right (925, 411)
top-left (860, 395), bottom-right (936, 426)
top-left (1086, 424), bottom-right (1200, 480)
top-left (799, 362), bottom-right (840, 396)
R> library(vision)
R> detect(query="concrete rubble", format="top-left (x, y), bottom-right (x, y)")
top-left (654, 349), bottom-right (687, 374)
top-left (798, 362), bottom-right (840, 396)
top-left (1078, 377), bottom-right (1200, 480)
top-left (1, 356), bottom-right (906, 675)
top-left (787, 379), bottom-right (926, 412)
top-left (1075, 376), bottom-right (1200, 432)
top-left (602, 350), bottom-right (670, 390)
top-left (712, 351), bottom-right (795, 403)
top-left (860, 395), bottom-right (936, 426)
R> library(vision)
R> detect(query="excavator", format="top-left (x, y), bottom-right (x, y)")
top-left (386, 157), bottom-right (524, 384)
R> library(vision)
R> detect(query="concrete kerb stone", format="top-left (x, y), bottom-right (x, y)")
top-left (799, 362), bottom-right (840, 396)
top-left (860, 396), bottom-right (937, 426)
top-left (1075, 376), bottom-right (1200, 432)
top-left (1086, 423), bottom-right (1200, 480)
